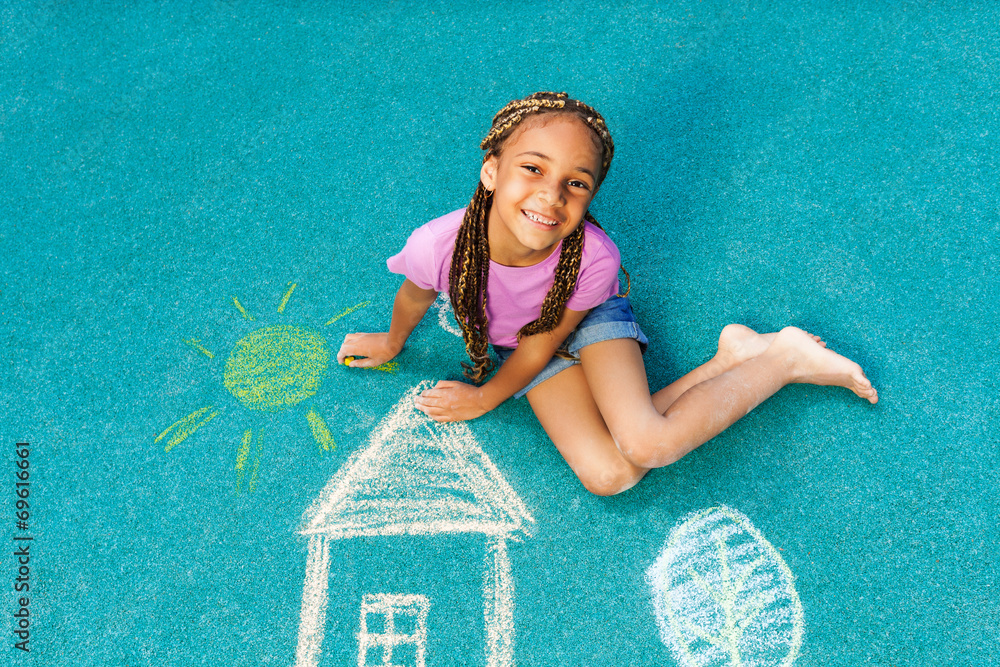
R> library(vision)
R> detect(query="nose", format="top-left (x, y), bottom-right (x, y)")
top-left (537, 178), bottom-right (565, 207)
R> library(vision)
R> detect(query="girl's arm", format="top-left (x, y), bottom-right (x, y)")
top-left (415, 306), bottom-right (591, 422)
top-left (337, 278), bottom-right (438, 368)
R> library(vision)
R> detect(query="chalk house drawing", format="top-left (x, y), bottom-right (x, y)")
top-left (434, 293), bottom-right (462, 337)
top-left (646, 506), bottom-right (804, 667)
top-left (294, 382), bottom-right (535, 667)
top-left (357, 594), bottom-right (430, 665)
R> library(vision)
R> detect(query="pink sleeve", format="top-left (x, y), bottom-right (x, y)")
top-left (565, 228), bottom-right (621, 311)
top-left (385, 224), bottom-right (444, 291)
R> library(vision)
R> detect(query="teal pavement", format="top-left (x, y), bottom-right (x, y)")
top-left (3, 1), bottom-right (998, 665)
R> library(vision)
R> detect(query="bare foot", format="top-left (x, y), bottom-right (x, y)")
top-left (769, 327), bottom-right (878, 404)
top-left (717, 324), bottom-right (825, 369)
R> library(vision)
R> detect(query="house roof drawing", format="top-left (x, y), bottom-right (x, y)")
top-left (299, 382), bottom-right (535, 540)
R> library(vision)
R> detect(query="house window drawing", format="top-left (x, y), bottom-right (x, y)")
top-left (293, 382), bottom-right (536, 667)
top-left (357, 593), bottom-right (430, 667)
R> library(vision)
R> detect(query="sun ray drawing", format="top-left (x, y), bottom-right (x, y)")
top-left (182, 338), bottom-right (214, 359)
top-left (278, 282), bottom-right (297, 313)
top-left (235, 428), bottom-right (264, 493)
top-left (324, 299), bottom-right (371, 326)
top-left (233, 296), bottom-right (255, 321)
top-left (156, 406), bottom-right (223, 453)
top-left (159, 284), bottom-right (382, 492)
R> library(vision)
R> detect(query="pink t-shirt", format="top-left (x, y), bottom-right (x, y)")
top-left (386, 208), bottom-right (621, 347)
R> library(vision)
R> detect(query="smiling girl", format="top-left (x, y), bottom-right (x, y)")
top-left (337, 91), bottom-right (877, 496)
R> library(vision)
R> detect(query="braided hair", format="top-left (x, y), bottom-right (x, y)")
top-left (449, 92), bottom-right (622, 382)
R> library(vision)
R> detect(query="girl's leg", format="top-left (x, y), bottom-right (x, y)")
top-left (649, 324), bottom-right (826, 411)
top-left (525, 364), bottom-right (649, 497)
top-left (520, 326), bottom-right (770, 494)
top-left (579, 326), bottom-right (877, 469)
top-left (650, 324), bottom-right (780, 412)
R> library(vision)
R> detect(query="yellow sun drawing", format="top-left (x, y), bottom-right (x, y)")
top-left (156, 282), bottom-right (398, 492)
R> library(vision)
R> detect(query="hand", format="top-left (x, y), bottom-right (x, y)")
top-left (414, 380), bottom-right (490, 423)
top-left (337, 333), bottom-right (400, 368)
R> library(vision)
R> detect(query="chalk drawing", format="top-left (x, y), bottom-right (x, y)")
top-left (235, 428), bottom-right (263, 493)
top-left (326, 300), bottom-right (373, 326)
top-left (160, 285), bottom-right (376, 488)
top-left (357, 593), bottom-right (430, 667)
top-left (370, 360), bottom-right (400, 374)
top-left (223, 324), bottom-right (329, 412)
top-left (306, 407), bottom-right (336, 456)
top-left (278, 282), bottom-right (297, 313)
top-left (434, 293), bottom-right (462, 337)
top-left (156, 406), bottom-right (222, 453)
top-left (343, 356), bottom-right (400, 374)
top-left (182, 338), bottom-right (214, 359)
top-left (294, 382), bottom-right (534, 667)
top-left (646, 506), bottom-right (804, 667)
top-left (233, 296), bottom-right (255, 321)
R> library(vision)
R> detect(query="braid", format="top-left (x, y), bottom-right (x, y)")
top-left (449, 183), bottom-right (495, 382)
top-left (517, 222), bottom-right (585, 338)
top-left (449, 92), bottom-right (620, 382)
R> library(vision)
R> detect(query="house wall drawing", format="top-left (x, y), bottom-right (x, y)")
top-left (294, 382), bottom-right (535, 667)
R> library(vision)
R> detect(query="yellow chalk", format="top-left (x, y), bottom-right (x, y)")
top-left (343, 356), bottom-right (355, 366)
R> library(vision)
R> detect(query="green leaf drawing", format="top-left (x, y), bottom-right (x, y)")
top-left (647, 506), bottom-right (804, 667)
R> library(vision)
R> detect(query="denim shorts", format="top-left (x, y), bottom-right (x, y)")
top-left (493, 295), bottom-right (648, 399)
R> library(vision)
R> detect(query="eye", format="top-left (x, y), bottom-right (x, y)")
top-left (569, 180), bottom-right (592, 191)
top-left (521, 165), bottom-right (541, 174)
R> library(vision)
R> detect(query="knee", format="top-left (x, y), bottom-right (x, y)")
top-left (613, 429), bottom-right (684, 470)
top-left (578, 464), bottom-right (647, 497)
top-left (619, 447), bottom-right (678, 470)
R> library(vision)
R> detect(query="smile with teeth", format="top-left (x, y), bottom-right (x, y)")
top-left (523, 210), bottom-right (560, 227)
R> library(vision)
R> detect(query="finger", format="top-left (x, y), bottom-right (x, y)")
top-left (339, 333), bottom-right (364, 347)
top-left (337, 336), bottom-right (362, 363)
top-left (415, 394), bottom-right (447, 409)
top-left (340, 331), bottom-right (372, 349)
top-left (419, 387), bottom-right (454, 400)
top-left (414, 401), bottom-right (451, 422)
top-left (427, 406), bottom-right (462, 423)
top-left (348, 356), bottom-right (384, 368)
top-left (423, 380), bottom-right (471, 397)
top-left (432, 380), bottom-right (461, 389)
top-left (337, 349), bottom-right (362, 364)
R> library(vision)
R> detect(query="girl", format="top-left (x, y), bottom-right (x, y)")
top-left (337, 91), bottom-right (878, 496)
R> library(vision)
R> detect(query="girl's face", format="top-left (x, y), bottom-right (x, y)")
top-left (480, 114), bottom-right (603, 267)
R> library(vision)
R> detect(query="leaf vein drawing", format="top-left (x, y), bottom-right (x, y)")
top-left (713, 536), bottom-right (743, 656)
top-left (736, 594), bottom-right (769, 634)
top-left (736, 556), bottom-right (767, 592)
top-left (683, 619), bottom-right (727, 651)
top-left (647, 505), bottom-right (804, 667)
top-left (688, 566), bottom-right (726, 609)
